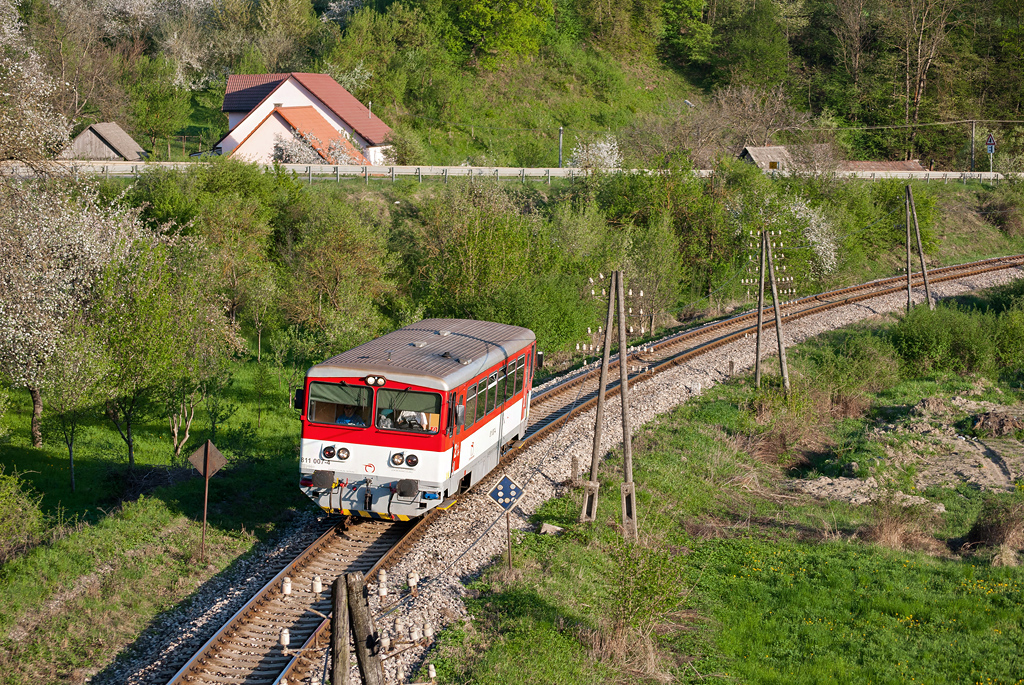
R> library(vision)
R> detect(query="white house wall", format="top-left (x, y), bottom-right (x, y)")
top-left (221, 77), bottom-right (373, 155)
top-left (231, 113), bottom-right (293, 165)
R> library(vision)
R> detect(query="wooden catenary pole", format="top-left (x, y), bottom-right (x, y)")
top-left (906, 188), bottom-right (913, 312)
top-left (347, 572), bottom-right (384, 685)
top-left (764, 236), bottom-right (791, 396)
top-left (580, 273), bottom-right (617, 522)
top-left (907, 186), bottom-right (934, 310)
top-left (616, 270), bottom-right (638, 539)
top-left (332, 576), bottom-right (350, 685)
top-left (755, 231), bottom-right (766, 389)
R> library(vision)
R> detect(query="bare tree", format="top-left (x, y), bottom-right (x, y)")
top-left (884, 0), bottom-right (964, 155)
top-left (831, 0), bottom-right (874, 90)
top-left (24, 0), bottom-right (128, 124)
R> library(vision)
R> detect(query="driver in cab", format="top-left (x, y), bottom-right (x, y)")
top-left (335, 405), bottom-right (366, 426)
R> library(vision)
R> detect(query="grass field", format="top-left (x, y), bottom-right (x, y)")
top-left (424, 289), bottom-right (1024, 684)
top-left (0, 362), bottom-right (315, 684)
top-left (2, 178), bottom-right (1024, 682)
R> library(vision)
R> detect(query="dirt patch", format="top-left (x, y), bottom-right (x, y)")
top-left (789, 395), bottom-right (1024, 507)
top-left (973, 411), bottom-right (1024, 437)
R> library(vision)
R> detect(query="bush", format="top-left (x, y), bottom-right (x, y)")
top-left (0, 467), bottom-right (46, 563)
top-left (890, 305), bottom-right (998, 376)
top-left (967, 495), bottom-right (1024, 551)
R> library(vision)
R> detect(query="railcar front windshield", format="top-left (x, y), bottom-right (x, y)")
top-left (307, 382), bottom-right (372, 427)
top-left (376, 388), bottom-right (442, 434)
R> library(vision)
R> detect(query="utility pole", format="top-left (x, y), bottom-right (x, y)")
top-left (754, 231), bottom-right (766, 389)
top-left (907, 186), bottom-right (934, 310)
top-left (971, 120), bottom-right (976, 172)
top-left (332, 576), bottom-right (350, 685)
top-left (906, 187), bottom-right (913, 313)
top-left (581, 273), bottom-right (617, 522)
top-left (616, 270), bottom-right (638, 539)
top-left (764, 237), bottom-right (791, 396)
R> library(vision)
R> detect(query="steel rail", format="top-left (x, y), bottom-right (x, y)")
top-left (176, 254), bottom-right (1023, 685)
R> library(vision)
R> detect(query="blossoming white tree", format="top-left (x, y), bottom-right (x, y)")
top-left (569, 134), bottom-right (622, 170)
top-left (0, 184), bottom-right (141, 447)
top-left (0, 0), bottom-right (69, 165)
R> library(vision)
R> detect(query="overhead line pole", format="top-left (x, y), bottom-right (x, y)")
top-left (907, 185), bottom-right (934, 310)
top-left (581, 273), bottom-right (618, 522)
top-left (764, 236), bottom-right (791, 397)
top-left (616, 270), bottom-right (638, 540)
top-left (755, 231), bottom-right (766, 389)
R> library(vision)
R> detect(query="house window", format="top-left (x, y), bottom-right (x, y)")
top-left (769, 161), bottom-right (779, 170)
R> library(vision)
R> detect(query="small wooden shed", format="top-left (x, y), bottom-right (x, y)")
top-left (60, 122), bottom-right (147, 161)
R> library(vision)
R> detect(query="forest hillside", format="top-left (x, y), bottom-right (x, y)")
top-left (6, 0), bottom-right (1024, 168)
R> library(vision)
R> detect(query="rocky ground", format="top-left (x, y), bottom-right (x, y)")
top-left (791, 392), bottom-right (1023, 507)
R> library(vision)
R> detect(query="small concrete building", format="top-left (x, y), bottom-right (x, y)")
top-left (60, 122), bottom-right (146, 161)
top-left (740, 145), bottom-right (928, 173)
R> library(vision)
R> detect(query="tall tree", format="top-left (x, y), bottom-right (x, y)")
top-left (0, 0), bottom-right (68, 165)
top-left (885, 0), bottom-right (964, 155)
top-left (831, 0), bottom-right (876, 90)
top-left (0, 184), bottom-right (139, 447)
top-left (41, 315), bottom-right (108, 492)
top-left (123, 54), bottom-right (192, 153)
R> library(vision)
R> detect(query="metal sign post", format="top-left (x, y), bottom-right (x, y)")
top-left (488, 476), bottom-right (524, 569)
top-left (987, 134), bottom-right (996, 173)
top-left (188, 440), bottom-right (226, 562)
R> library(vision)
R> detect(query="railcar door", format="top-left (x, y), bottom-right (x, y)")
top-left (450, 390), bottom-right (463, 476)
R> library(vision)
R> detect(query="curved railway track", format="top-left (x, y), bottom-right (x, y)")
top-left (169, 254), bottom-right (1024, 685)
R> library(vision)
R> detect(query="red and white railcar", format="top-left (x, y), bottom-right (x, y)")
top-left (295, 319), bottom-right (536, 520)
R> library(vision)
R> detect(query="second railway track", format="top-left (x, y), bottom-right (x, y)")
top-left (168, 254), bottom-right (1024, 685)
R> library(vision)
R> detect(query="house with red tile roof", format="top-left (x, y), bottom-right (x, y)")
top-left (217, 73), bottom-right (392, 165)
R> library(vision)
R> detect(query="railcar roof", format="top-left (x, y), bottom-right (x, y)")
top-left (307, 319), bottom-right (535, 391)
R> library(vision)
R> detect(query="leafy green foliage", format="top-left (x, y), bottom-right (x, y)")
top-left (890, 305), bottom-right (999, 376)
top-left (0, 466), bottom-right (44, 564)
top-left (123, 55), bottom-right (193, 153)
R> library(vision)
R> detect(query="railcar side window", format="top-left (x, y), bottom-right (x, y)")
top-left (376, 389), bottom-right (442, 434)
top-left (513, 356), bottom-right (524, 396)
top-left (503, 363), bottom-right (514, 401)
top-left (476, 379), bottom-right (488, 422)
top-left (307, 382), bottom-right (372, 426)
top-left (465, 388), bottom-right (477, 428)
top-left (488, 373), bottom-right (499, 413)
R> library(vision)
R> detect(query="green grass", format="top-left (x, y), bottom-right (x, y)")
top-left (0, 360), bottom-right (317, 684)
top-left (424, 288), bottom-right (1024, 684)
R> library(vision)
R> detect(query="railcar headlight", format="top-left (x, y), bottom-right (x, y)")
top-left (405, 453), bottom-right (419, 467)
top-left (390, 453), bottom-right (405, 466)
top-left (375, 377), bottom-right (385, 386)
top-left (365, 376), bottom-right (377, 385)
top-left (338, 447), bottom-right (350, 460)
top-left (322, 445), bottom-right (336, 459)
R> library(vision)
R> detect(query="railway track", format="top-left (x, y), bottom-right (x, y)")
top-left (169, 254), bottom-right (1024, 685)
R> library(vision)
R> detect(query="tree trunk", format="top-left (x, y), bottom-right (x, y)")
top-left (69, 441), bottom-right (76, 493)
top-left (127, 419), bottom-right (135, 469)
top-left (29, 386), bottom-right (43, 448)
